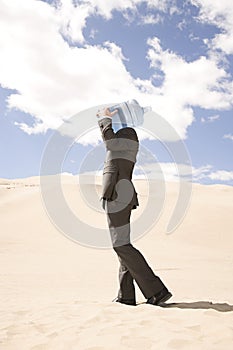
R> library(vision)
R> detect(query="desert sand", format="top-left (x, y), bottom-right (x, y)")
top-left (0, 175), bottom-right (233, 350)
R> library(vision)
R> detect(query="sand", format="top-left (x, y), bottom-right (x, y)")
top-left (0, 176), bottom-right (233, 350)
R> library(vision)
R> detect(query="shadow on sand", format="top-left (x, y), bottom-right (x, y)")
top-left (160, 301), bottom-right (233, 313)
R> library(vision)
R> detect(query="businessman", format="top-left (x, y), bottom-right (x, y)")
top-left (97, 107), bottom-right (172, 306)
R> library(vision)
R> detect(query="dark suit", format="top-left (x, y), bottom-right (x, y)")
top-left (98, 117), bottom-right (166, 301)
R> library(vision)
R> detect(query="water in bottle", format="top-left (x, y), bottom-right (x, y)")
top-left (109, 99), bottom-right (151, 131)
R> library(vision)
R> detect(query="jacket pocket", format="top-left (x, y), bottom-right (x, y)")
top-left (102, 165), bottom-right (118, 200)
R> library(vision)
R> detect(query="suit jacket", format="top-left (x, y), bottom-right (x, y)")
top-left (98, 117), bottom-right (139, 210)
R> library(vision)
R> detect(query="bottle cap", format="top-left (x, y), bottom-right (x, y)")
top-left (143, 106), bottom-right (152, 114)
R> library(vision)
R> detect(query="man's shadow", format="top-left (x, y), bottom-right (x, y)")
top-left (159, 301), bottom-right (233, 313)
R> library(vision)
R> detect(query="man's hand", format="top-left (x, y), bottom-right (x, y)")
top-left (97, 107), bottom-right (118, 118)
top-left (104, 108), bottom-right (118, 118)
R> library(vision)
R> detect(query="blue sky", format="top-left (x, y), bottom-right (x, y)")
top-left (0, 0), bottom-right (232, 184)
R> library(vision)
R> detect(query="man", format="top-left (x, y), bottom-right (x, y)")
top-left (97, 107), bottom-right (172, 306)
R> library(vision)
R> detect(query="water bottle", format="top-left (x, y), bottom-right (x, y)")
top-left (108, 99), bottom-right (151, 131)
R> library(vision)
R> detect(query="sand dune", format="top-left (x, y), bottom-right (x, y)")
top-left (0, 176), bottom-right (233, 349)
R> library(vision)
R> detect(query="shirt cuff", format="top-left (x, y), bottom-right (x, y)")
top-left (98, 117), bottom-right (112, 129)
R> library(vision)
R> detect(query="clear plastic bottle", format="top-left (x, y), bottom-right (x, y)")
top-left (109, 99), bottom-right (151, 130)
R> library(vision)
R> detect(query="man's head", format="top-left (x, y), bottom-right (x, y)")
top-left (116, 127), bottom-right (139, 143)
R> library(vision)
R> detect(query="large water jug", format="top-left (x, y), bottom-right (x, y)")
top-left (108, 99), bottom-right (151, 131)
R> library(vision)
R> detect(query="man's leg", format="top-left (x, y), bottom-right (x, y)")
top-left (106, 201), bottom-right (132, 247)
top-left (106, 201), bottom-right (136, 302)
top-left (114, 243), bottom-right (166, 299)
top-left (117, 256), bottom-right (136, 301)
top-left (106, 201), bottom-right (168, 300)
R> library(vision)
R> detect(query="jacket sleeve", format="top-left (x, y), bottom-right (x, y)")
top-left (98, 117), bottom-right (136, 151)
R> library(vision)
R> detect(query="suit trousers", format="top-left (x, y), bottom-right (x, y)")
top-left (104, 200), bottom-right (166, 300)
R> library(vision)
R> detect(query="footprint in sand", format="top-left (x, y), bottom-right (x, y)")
top-left (31, 343), bottom-right (48, 350)
top-left (167, 339), bottom-right (191, 349)
top-left (85, 348), bottom-right (108, 350)
top-left (139, 319), bottom-right (152, 326)
top-left (121, 335), bottom-right (153, 349)
top-left (14, 309), bottom-right (29, 316)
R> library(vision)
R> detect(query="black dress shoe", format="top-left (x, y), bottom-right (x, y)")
top-left (112, 297), bottom-right (136, 306)
top-left (146, 288), bottom-right (172, 306)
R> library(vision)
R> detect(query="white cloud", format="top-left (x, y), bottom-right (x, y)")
top-left (146, 0), bottom-right (178, 13)
top-left (80, 0), bottom-right (139, 19)
top-left (147, 37), bottom-right (233, 124)
top-left (223, 134), bottom-right (233, 141)
top-left (201, 114), bottom-right (220, 123)
top-left (191, 164), bottom-right (212, 180)
top-left (0, 0), bottom-right (191, 140)
top-left (191, 0), bottom-right (233, 55)
top-left (14, 121), bottom-right (48, 135)
top-left (53, 0), bottom-right (176, 39)
top-left (177, 18), bottom-right (187, 31)
top-left (208, 115), bottom-right (220, 122)
top-left (189, 33), bottom-right (200, 42)
top-left (208, 170), bottom-right (233, 182)
top-left (134, 162), bottom-right (192, 182)
top-left (76, 0), bottom-right (176, 28)
top-left (135, 162), bottom-right (202, 182)
top-left (81, 0), bottom-right (176, 19)
top-left (140, 13), bottom-right (162, 25)
top-left (135, 162), bottom-right (233, 183)
top-left (89, 29), bottom-right (98, 40)
top-left (0, 0), bottom-right (232, 144)
top-left (55, 0), bottom-right (94, 43)
top-left (77, 128), bottom-right (102, 146)
top-left (190, 164), bottom-right (233, 183)
top-left (0, 0), bottom-right (141, 134)
top-left (78, 161), bottom-right (233, 184)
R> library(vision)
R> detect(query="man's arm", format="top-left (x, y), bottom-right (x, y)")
top-left (97, 109), bottom-right (137, 151)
